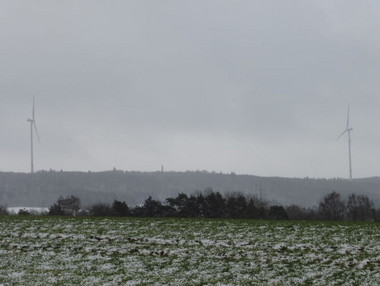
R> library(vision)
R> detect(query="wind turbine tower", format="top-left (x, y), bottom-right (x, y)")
top-left (337, 105), bottom-right (353, 180)
top-left (27, 97), bottom-right (40, 173)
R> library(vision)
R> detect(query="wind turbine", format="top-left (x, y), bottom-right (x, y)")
top-left (337, 105), bottom-right (353, 180)
top-left (27, 96), bottom-right (40, 173)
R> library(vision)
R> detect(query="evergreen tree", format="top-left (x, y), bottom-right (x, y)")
top-left (268, 205), bottom-right (288, 220)
top-left (112, 200), bottom-right (129, 216)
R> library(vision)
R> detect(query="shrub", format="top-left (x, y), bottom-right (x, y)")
top-left (18, 209), bottom-right (31, 216)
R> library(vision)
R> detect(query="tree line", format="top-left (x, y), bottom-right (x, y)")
top-left (1, 189), bottom-right (379, 222)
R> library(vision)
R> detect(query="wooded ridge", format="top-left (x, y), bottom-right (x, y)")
top-left (0, 170), bottom-right (379, 208)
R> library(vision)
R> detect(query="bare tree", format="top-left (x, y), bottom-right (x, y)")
top-left (48, 195), bottom-right (81, 216)
top-left (346, 194), bottom-right (375, 221)
top-left (319, 192), bottom-right (345, 221)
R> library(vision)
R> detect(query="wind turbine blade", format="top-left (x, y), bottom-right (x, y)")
top-left (346, 104), bottom-right (350, 129)
top-left (337, 129), bottom-right (347, 140)
top-left (33, 122), bottom-right (41, 143)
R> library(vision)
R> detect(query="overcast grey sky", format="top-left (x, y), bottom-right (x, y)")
top-left (1, 0), bottom-right (380, 178)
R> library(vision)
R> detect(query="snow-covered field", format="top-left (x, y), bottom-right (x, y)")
top-left (0, 217), bottom-right (379, 285)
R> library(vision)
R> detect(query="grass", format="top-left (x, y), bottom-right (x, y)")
top-left (0, 216), bottom-right (379, 285)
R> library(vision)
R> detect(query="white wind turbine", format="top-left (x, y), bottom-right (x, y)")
top-left (27, 96), bottom-right (41, 173)
top-left (337, 105), bottom-right (353, 180)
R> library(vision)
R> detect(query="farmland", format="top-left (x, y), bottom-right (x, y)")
top-left (0, 216), bottom-right (379, 285)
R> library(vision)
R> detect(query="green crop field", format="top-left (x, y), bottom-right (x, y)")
top-left (0, 216), bottom-right (379, 285)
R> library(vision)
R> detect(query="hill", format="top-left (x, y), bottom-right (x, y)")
top-left (0, 170), bottom-right (379, 208)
